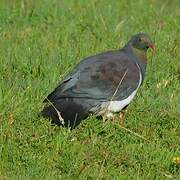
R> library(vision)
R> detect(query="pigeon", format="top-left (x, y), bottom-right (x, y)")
top-left (41, 33), bottom-right (155, 129)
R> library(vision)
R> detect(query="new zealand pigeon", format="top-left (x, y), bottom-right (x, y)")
top-left (41, 33), bottom-right (155, 128)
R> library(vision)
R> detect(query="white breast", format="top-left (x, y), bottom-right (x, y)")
top-left (107, 70), bottom-right (142, 113)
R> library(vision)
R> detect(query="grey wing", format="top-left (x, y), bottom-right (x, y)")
top-left (45, 51), bottom-right (141, 102)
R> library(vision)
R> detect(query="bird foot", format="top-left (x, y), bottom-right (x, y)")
top-left (102, 112), bottom-right (115, 122)
top-left (102, 111), bottom-right (126, 125)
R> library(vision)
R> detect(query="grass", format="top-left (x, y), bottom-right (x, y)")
top-left (0, 0), bottom-right (179, 179)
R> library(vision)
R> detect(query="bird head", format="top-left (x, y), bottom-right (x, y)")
top-left (131, 33), bottom-right (155, 51)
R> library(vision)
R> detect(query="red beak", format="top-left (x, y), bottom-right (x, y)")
top-left (149, 43), bottom-right (155, 50)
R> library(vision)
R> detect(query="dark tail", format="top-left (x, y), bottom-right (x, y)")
top-left (41, 98), bottom-right (91, 129)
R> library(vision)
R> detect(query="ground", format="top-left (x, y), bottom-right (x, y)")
top-left (0, 0), bottom-right (179, 179)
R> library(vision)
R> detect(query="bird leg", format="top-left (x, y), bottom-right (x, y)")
top-left (118, 109), bottom-right (127, 125)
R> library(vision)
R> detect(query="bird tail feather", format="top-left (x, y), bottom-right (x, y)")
top-left (41, 99), bottom-right (91, 129)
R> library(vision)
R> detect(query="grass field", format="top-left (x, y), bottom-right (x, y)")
top-left (0, 0), bottom-right (179, 179)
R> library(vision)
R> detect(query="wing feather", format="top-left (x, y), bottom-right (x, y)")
top-left (45, 50), bottom-right (140, 102)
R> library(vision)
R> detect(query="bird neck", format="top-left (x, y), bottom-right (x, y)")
top-left (131, 47), bottom-right (147, 63)
top-left (123, 43), bottom-right (147, 82)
